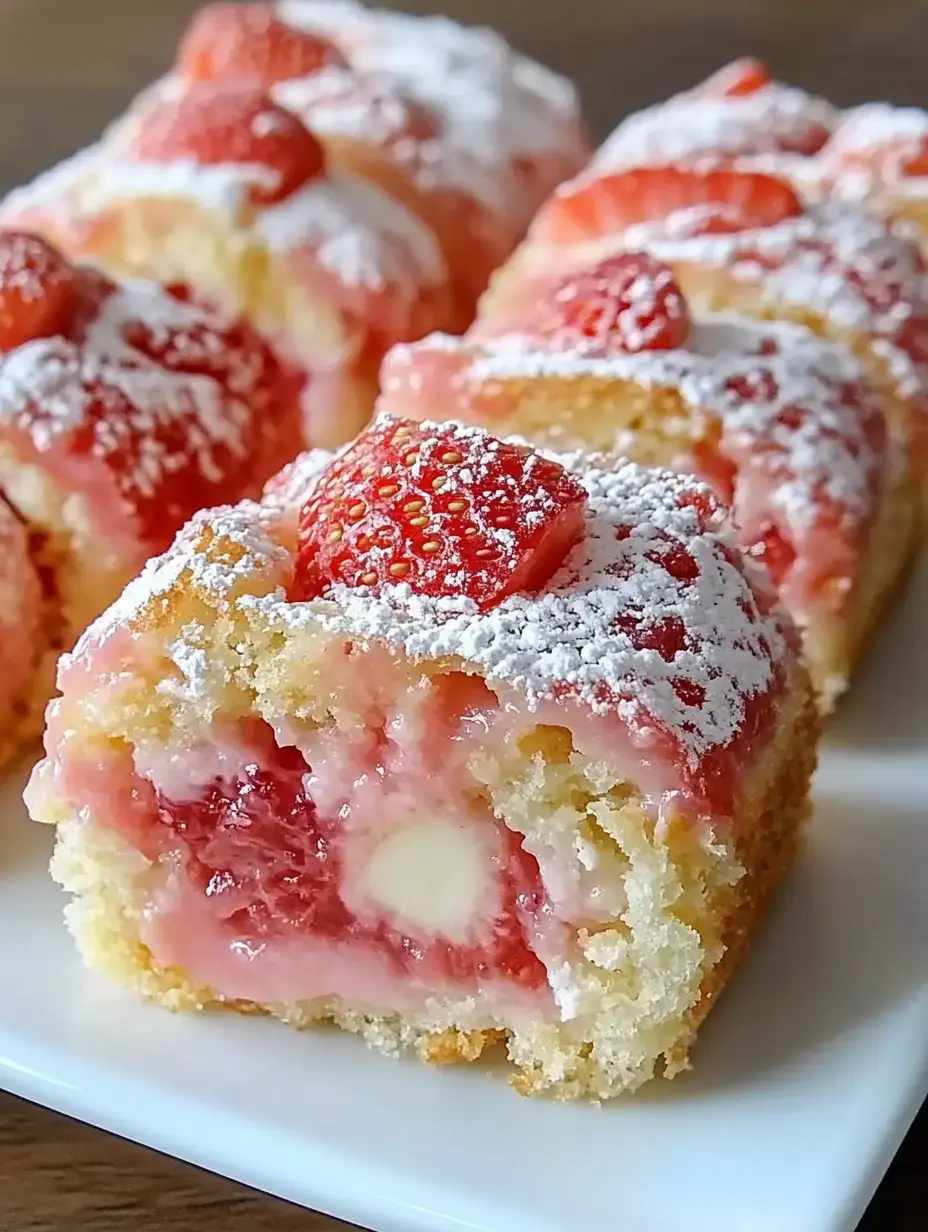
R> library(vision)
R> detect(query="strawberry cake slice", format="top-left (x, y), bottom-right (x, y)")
top-left (267, 0), bottom-right (591, 234)
top-left (820, 103), bottom-right (928, 247)
top-left (27, 411), bottom-right (817, 1100)
top-left (0, 86), bottom-right (453, 449)
top-left (385, 255), bottom-right (917, 709)
top-left (0, 228), bottom-right (302, 751)
top-left (486, 166), bottom-right (928, 479)
top-left (170, 3), bottom-right (536, 315)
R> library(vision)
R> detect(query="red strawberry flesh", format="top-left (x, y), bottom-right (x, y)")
top-left (696, 57), bottom-right (772, 98)
top-left (177, 2), bottom-right (348, 86)
top-left (0, 230), bottom-right (77, 352)
top-left (294, 414), bottom-right (588, 611)
top-left (543, 253), bottom-right (691, 352)
top-left (129, 86), bottom-right (327, 206)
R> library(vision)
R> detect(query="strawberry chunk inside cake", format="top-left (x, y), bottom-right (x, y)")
top-left (30, 413), bottom-right (818, 1100)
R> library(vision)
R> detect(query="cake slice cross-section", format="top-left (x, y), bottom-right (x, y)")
top-left (28, 412), bottom-right (818, 1101)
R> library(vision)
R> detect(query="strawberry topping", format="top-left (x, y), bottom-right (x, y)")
top-left (177, 2), bottom-right (348, 87)
top-left (0, 231), bottom-right (77, 352)
top-left (129, 86), bottom-right (327, 206)
top-left (294, 414), bottom-right (588, 610)
top-left (540, 253), bottom-right (690, 353)
top-left (696, 57), bottom-right (772, 99)
top-left (536, 166), bottom-right (804, 245)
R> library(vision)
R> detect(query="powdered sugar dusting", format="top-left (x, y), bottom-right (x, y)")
top-left (275, 0), bottom-right (586, 224)
top-left (260, 448), bottom-right (790, 771)
top-left (84, 436), bottom-right (791, 776)
top-left (0, 274), bottom-right (284, 540)
top-left (823, 103), bottom-right (928, 198)
top-left (271, 66), bottom-right (506, 212)
top-left (585, 200), bottom-right (928, 399)
top-left (594, 81), bottom-right (836, 173)
top-left (384, 317), bottom-right (886, 604)
top-left (255, 169), bottom-right (446, 289)
top-left (64, 498), bottom-right (292, 676)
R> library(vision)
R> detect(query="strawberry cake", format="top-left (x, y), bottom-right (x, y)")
top-left (171, 2), bottom-right (589, 314)
top-left (27, 411), bottom-right (817, 1100)
top-left (385, 255), bottom-right (918, 709)
top-left (486, 166), bottom-right (928, 476)
top-left (0, 87), bottom-right (454, 449)
top-left (0, 229), bottom-right (302, 759)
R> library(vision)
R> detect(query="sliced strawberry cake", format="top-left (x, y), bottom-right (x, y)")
top-left (27, 411), bottom-right (817, 1100)
top-left (264, 0), bottom-right (591, 233)
top-left (170, 1), bottom-right (587, 314)
top-left (385, 255), bottom-right (918, 709)
top-left (0, 87), bottom-right (454, 449)
top-left (486, 166), bottom-right (928, 478)
top-left (0, 228), bottom-right (302, 758)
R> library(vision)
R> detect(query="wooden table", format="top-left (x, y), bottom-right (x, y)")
top-left (0, 1), bottom-right (925, 1228)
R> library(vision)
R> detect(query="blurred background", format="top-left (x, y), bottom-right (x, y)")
top-left (1, 0), bottom-right (927, 189)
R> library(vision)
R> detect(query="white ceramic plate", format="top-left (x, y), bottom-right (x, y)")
top-left (1, 567), bottom-right (927, 1232)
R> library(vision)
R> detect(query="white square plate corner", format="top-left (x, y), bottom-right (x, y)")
top-left (1, 568), bottom-right (927, 1232)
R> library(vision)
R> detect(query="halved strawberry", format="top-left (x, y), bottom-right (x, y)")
top-left (294, 413), bottom-right (587, 610)
top-left (177, 2), bottom-right (347, 87)
top-left (129, 86), bottom-right (327, 206)
top-left (533, 166), bottom-right (804, 245)
top-left (0, 230), bottom-right (77, 352)
top-left (539, 253), bottom-right (690, 352)
top-left (695, 57), bottom-right (771, 99)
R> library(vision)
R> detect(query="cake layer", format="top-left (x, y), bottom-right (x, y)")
top-left (27, 414), bottom-right (817, 1100)
top-left (170, 1), bottom-right (583, 312)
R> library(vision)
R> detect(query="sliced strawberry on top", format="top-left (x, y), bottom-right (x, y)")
top-left (176, 1), bottom-right (347, 87)
top-left (294, 413), bottom-right (588, 611)
top-left (533, 166), bottom-right (804, 246)
top-left (695, 57), bottom-right (772, 99)
top-left (129, 86), bottom-right (327, 207)
top-left (0, 231), bottom-right (77, 352)
top-left (537, 252), bottom-right (691, 353)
